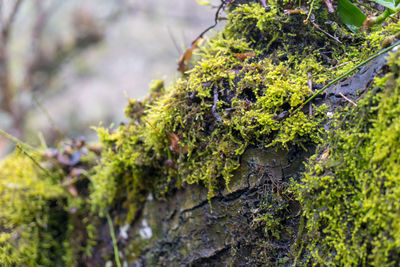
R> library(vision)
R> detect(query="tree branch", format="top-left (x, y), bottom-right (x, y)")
top-left (2, 0), bottom-right (24, 41)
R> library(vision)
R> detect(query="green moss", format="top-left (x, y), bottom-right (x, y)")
top-left (0, 151), bottom-right (67, 266)
top-left (1, 1), bottom-right (400, 265)
top-left (296, 50), bottom-right (400, 265)
top-left (90, 1), bottom-right (382, 223)
top-left (0, 141), bottom-right (101, 266)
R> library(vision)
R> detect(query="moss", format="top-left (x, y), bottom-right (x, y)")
top-left (90, 1), bottom-right (388, 224)
top-left (0, 140), bottom-right (101, 266)
top-left (296, 50), bottom-right (400, 265)
top-left (0, 151), bottom-right (67, 266)
top-left (0, 0), bottom-right (399, 265)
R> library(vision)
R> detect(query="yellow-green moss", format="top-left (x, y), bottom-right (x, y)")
top-left (90, 1), bottom-right (388, 223)
top-left (0, 151), bottom-right (67, 266)
top-left (0, 142), bottom-right (100, 266)
top-left (1, 1), bottom-right (400, 265)
top-left (296, 50), bottom-right (400, 265)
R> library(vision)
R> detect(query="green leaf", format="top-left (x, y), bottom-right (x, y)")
top-left (370, 0), bottom-right (400, 11)
top-left (337, 0), bottom-right (367, 31)
top-left (196, 0), bottom-right (211, 6)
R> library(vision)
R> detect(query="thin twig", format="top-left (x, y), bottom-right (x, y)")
top-left (194, 0), bottom-right (226, 44)
top-left (167, 26), bottom-right (181, 56)
top-left (106, 212), bottom-right (122, 267)
top-left (143, 118), bottom-right (164, 138)
top-left (327, 59), bottom-right (357, 71)
top-left (15, 144), bottom-right (55, 179)
top-left (291, 41), bottom-right (400, 115)
top-left (0, 128), bottom-right (33, 151)
top-left (32, 93), bottom-right (65, 140)
top-left (339, 93), bottom-right (358, 106)
top-left (310, 14), bottom-right (342, 44)
top-left (0, 129), bottom-right (55, 178)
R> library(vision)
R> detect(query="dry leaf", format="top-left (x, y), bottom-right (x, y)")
top-left (168, 133), bottom-right (180, 153)
top-left (235, 52), bottom-right (256, 61)
top-left (321, 149), bottom-right (330, 160)
top-left (178, 37), bottom-right (203, 74)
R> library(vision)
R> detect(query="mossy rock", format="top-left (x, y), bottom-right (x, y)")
top-left (91, 0), bottom-right (387, 222)
top-left (297, 49), bottom-right (400, 266)
top-left (121, 146), bottom-right (311, 266)
top-left (2, 0), bottom-right (400, 266)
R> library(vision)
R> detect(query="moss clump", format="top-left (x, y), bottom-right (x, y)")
top-left (1, 1), bottom-right (400, 265)
top-left (225, 1), bottom-right (333, 53)
top-left (90, 1), bottom-right (386, 223)
top-left (0, 140), bottom-right (100, 266)
top-left (0, 151), bottom-right (67, 266)
top-left (297, 50), bottom-right (400, 265)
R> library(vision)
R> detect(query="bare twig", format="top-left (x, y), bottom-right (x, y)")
top-left (310, 14), bottom-right (342, 44)
top-left (194, 0), bottom-right (226, 43)
top-left (0, 128), bottom-right (33, 150)
top-left (32, 93), bottom-right (65, 139)
top-left (339, 93), bottom-right (358, 106)
top-left (0, 129), bottom-right (57, 178)
top-left (0, 0), bottom-right (104, 155)
top-left (16, 144), bottom-right (55, 179)
top-left (327, 60), bottom-right (357, 71)
top-left (167, 26), bottom-right (181, 56)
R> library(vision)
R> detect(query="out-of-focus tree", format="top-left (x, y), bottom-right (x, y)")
top-left (0, 0), bottom-right (219, 157)
top-left (0, 0), bottom-right (105, 155)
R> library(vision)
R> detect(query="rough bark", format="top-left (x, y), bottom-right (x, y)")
top-left (113, 49), bottom-right (392, 266)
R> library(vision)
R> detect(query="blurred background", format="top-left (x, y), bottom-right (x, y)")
top-left (0, 0), bottom-right (221, 157)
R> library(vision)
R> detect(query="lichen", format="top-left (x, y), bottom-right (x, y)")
top-left (296, 49), bottom-right (400, 265)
